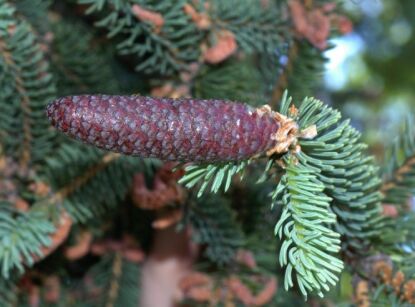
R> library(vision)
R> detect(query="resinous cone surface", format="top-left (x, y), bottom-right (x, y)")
top-left (46, 95), bottom-right (280, 162)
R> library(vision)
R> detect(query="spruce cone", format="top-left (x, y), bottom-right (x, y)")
top-left (46, 95), bottom-right (293, 163)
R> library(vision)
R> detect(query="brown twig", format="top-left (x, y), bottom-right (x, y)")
top-left (381, 156), bottom-right (415, 195)
top-left (51, 52), bottom-right (89, 92)
top-left (48, 153), bottom-right (120, 204)
top-left (0, 35), bottom-right (32, 171)
top-left (105, 253), bottom-right (123, 307)
top-left (269, 42), bottom-right (298, 109)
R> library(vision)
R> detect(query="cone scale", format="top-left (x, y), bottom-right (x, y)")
top-left (46, 95), bottom-right (292, 163)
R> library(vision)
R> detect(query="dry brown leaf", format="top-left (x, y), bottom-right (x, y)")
top-left (235, 249), bottom-right (257, 269)
top-left (123, 248), bottom-right (145, 263)
top-left (227, 276), bottom-right (254, 305)
top-left (0, 156), bottom-right (6, 170)
top-left (203, 30), bottom-right (237, 64)
top-left (64, 231), bottom-right (93, 261)
top-left (131, 4), bottom-right (164, 32)
top-left (183, 3), bottom-right (211, 29)
top-left (322, 2), bottom-right (336, 12)
top-left (91, 237), bottom-right (145, 263)
top-left (34, 210), bottom-right (72, 262)
top-left (152, 208), bottom-right (183, 229)
top-left (253, 277), bottom-right (277, 305)
top-left (355, 280), bottom-right (370, 307)
top-left (28, 285), bottom-right (40, 307)
top-left (392, 271), bottom-right (405, 294)
top-left (403, 280), bottom-right (415, 304)
top-left (43, 276), bottom-right (60, 303)
top-left (187, 286), bottom-right (213, 302)
top-left (382, 204), bottom-right (399, 218)
top-left (373, 261), bottom-right (393, 285)
top-left (29, 181), bottom-right (51, 197)
top-left (132, 164), bottom-right (185, 210)
top-left (151, 83), bottom-right (174, 98)
top-left (336, 15), bottom-right (353, 34)
top-left (15, 198), bottom-right (30, 212)
top-left (179, 272), bottom-right (212, 291)
top-left (289, 0), bottom-right (330, 50)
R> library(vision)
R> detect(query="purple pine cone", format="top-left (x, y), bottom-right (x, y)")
top-left (46, 95), bottom-right (283, 163)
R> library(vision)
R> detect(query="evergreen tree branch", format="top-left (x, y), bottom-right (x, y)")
top-left (14, 0), bottom-right (51, 34)
top-left (105, 252), bottom-right (123, 307)
top-left (269, 42), bottom-right (298, 108)
top-left (0, 37), bottom-right (32, 170)
top-left (0, 278), bottom-right (18, 306)
top-left (89, 253), bottom-right (141, 307)
top-left (44, 143), bottom-right (149, 222)
top-left (194, 58), bottom-right (266, 106)
top-left (184, 195), bottom-right (245, 266)
top-left (79, 0), bottom-right (203, 74)
top-left (179, 160), bottom-right (250, 197)
top-left (374, 212), bottom-right (415, 259)
top-left (210, 0), bottom-right (282, 55)
top-left (48, 151), bottom-right (120, 204)
top-left (50, 18), bottom-right (119, 95)
top-left (282, 41), bottom-right (326, 102)
top-left (0, 0), bottom-right (56, 171)
top-left (278, 93), bottom-right (383, 254)
top-left (273, 159), bottom-right (342, 299)
top-left (381, 116), bottom-right (415, 207)
top-left (0, 202), bottom-right (56, 279)
top-left (78, 0), bottom-right (283, 75)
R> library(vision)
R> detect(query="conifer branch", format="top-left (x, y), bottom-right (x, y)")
top-left (381, 116), bottom-right (415, 207)
top-left (106, 252), bottom-right (123, 307)
top-left (273, 159), bottom-right (342, 298)
top-left (179, 161), bottom-right (250, 197)
top-left (14, 0), bottom-right (51, 34)
top-left (51, 53), bottom-right (89, 93)
top-left (269, 42), bottom-right (298, 108)
top-left (79, 0), bottom-right (202, 74)
top-left (374, 212), bottom-right (415, 258)
top-left (382, 157), bottom-right (415, 193)
top-left (0, 202), bottom-right (56, 278)
top-left (0, 278), bottom-right (18, 306)
top-left (0, 37), bottom-right (32, 170)
top-left (0, 0), bottom-right (403, 305)
top-left (210, 0), bottom-right (282, 55)
top-left (50, 19), bottom-right (119, 95)
top-left (89, 254), bottom-right (141, 306)
top-left (0, 0), bottom-right (56, 170)
top-left (45, 91), bottom-right (384, 298)
top-left (45, 144), bottom-right (144, 222)
top-left (278, 93), bottom-right (383, 253)
top-left (194, 59), bottom-right (265, 105)
top-left (360, 260), bottom-right (415, 306)
top-left (48, 152), bottom-right (120, 204)
top-left (185, 195), bottom-right (245, 266)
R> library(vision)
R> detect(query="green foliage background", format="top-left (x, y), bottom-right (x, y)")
top-left (0, 0), bottom-right (414, 306)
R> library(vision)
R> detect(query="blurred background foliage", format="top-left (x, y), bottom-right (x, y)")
top-left (325, 0), bottom-right (415, 156)
top-left (0, 0), bottom-right (415, 306)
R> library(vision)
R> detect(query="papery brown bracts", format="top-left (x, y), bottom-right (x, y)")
top-left (46, 95), bottom-right (298, 163)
